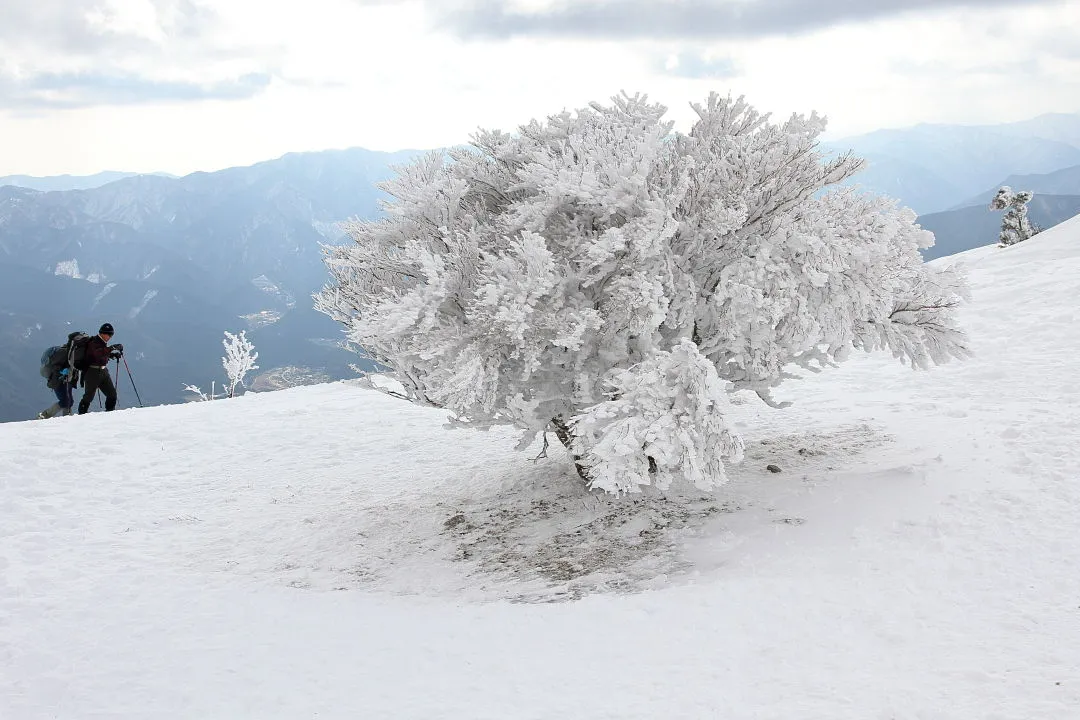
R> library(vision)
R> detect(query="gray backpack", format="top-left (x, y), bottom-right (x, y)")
top-left (39, 332), bottom-right (89, 388)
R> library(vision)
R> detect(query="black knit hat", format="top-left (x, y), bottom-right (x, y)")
top-left (99, 322), bottom-right (114, 336)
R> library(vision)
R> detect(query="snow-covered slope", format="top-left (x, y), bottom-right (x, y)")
top-left (2, 217), bottom-right (1079, 718)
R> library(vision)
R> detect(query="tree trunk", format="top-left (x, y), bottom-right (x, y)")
top-left (551, 416), bottom-right (590, 484)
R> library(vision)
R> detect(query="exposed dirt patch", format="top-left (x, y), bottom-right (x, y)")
top-left (290, 423), bottom-right (894, 603)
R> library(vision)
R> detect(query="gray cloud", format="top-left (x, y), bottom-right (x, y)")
top-left (415, 0), bottom-right (1062, 40)
top-left (0, 0), bottom-right (212, 55)
top-left (0, 72), bottom-right (272, 110)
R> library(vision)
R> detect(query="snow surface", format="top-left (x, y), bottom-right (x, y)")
top-left (52, 259), bottom-right (80, 280)
top-left (91, 282), bottom-right (117, 309)
top-left (127, 289), bottom-right (157, 319)
top-left (251, 274), bottom-right (296, 308)
top-left (240, 309), bottom-right (284, 329)
top-left (3, 217), bottom-right (1080, 718)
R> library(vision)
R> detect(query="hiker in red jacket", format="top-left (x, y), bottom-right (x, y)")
top-left (78, 323), bottom-right (123, 414)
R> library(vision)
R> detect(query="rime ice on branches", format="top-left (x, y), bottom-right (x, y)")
top-left (316, 93), bottom-right (969, 493)
top-left (222, 330), bottom-right (259, 398)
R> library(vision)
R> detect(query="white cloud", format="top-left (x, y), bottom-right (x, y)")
top-left (0, 0), bottom-right (1076, 175)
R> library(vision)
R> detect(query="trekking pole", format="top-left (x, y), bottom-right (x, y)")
top-left (121, 356), bottom-right (144, 407)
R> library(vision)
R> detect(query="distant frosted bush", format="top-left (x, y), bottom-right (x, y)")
top-left (990, 186), bottom-right (1036, 246)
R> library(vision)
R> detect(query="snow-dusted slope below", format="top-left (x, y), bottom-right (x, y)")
top-left (2, 217), bottom-right (1079, 718)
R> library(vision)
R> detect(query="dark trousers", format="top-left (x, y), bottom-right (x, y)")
top-left (79, 367), bottom-right (117, 414)
top-left (53, 382), bottom-right (75, 409)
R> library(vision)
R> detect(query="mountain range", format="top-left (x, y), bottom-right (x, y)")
top-left (825, 113), bottom-right (1080, 214)
top-left (0, 148), bottom-right (420, 422)
top-left (0, 171), bottom-right (176, 192)
top-left (3, 113), bottom-right (1080, 422)
top-left (952, 163), bottom-right (1080, 208)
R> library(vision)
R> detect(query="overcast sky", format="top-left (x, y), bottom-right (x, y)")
top-left (1, 0), bottom-right (1077, 176)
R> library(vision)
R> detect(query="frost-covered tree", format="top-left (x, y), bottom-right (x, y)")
top-left (182, 383), bottom-right (212, 402)
top-left (989, 186), bottom-right (1036, 246)
top-left (316, 93), bottom-right (969, 494)
top-left (222, 330), bottom-right (259, 398)
top-left (182, 382), bottom-right (223, 401)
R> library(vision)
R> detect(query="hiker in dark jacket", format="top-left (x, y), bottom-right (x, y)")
top-left (37, 331), bottom-right (83, 419)
top-left (78, 322), bottom-right (123, 414)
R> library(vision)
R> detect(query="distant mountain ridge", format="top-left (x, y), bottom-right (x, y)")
top-left (825, 113), bottom-right (1080, 214)
top-left (953, 163), bottom-right (1080, 209)
top-left (0, 171), bottom-right (176, 192)
top-left (0, 147), bottom-right (421, 422)
top-left (991, 112), bottom-right (1080, 148)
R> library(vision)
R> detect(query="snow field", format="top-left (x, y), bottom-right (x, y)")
top-left (3, 218), bottom-right (1080, 717)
